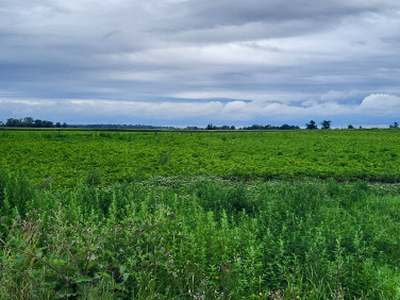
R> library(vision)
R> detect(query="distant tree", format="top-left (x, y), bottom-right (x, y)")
top-left (0, 121), bottom-right (4, 127)
top-left (6, 118), bottom-right (20, 127)
top-left (241, 123), bottom-right (299, 130)
top-left (55, 122), bottom-right (62, 128)
top-left (62, 122), bottom-right (67, 128)
top-left (321, 120), bottom-right (331, 130)
top-left (23, 117), bottom-right (34, 126)
top-left (206, 124), bottom-right (216, 130)
top-left (248, 124), bottom-right (265, 130)
top-left (306, 120), bottom-right (318, 130)
top-left (280, 124), bottom-right (300, 130)
top-left (230, 125), bottom-right (236, 130)
top-left (389, 122), bottom-right (399, 129)
top-left (347, 124), bottom-right (354, 129)
top-left (34, 119), bottom-right (43, 127)
top-left (42, 120), bottom-right (54, 128)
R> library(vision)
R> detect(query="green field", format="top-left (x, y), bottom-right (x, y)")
top-left (1, 129), bottom-right (400, 185)
top-left (1, 129), bottom-right (400, 299)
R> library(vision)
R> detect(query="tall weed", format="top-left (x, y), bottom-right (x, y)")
top-left (1, 174), bottom-right (400, 298)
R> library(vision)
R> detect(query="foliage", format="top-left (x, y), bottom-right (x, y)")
top-left (306, 120), bottom-right (318, 130)
top-left (1, 129), bottom-right (400, 297)
top-left (3, 117), bottom-right (66, 128)
top-left (2, 174), bottom-right (400, 298)
top-left (241, 124), bottom-right (300, 130)
top-left (321, 120), bottom-right (331, 129)
top-left (1, 129), bottom-right (400, 186)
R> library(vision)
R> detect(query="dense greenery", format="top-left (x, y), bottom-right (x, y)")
top-left (1, 129), bottom-right (400, 186)
top-left (240, 124), bottom-right (300, 130)
top-left (306, 120), bottom-right (318, 130)
top-left (2, 117), bottom-right (67, 128)
top-left (1, 129), bottom-right (400, 298)
top-left (2, 173), bottom-right (400, 298)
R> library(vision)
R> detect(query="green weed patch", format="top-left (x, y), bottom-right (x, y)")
top-left (1, 174), bottom-right (400, 298)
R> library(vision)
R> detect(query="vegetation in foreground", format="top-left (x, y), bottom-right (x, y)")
top-left (1, 172), bottom-right (400, 299)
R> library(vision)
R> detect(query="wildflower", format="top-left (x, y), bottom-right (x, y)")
top-left (259, 292), bottom-right (263, 297)
top-left (202, 272), bottom-right (206, 276)
top-left (215, 276), bottom-right (220, 280)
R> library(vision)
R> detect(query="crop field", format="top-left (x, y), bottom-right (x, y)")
top-left (1, 129), bottom-right (400, 185)
top-left (1, 129), bottom-right (400, 299)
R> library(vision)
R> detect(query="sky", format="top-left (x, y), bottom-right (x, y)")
top-left (1, 0), bottom-right (400, 127)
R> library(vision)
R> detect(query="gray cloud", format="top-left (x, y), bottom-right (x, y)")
top-left (0, 0), bottom-right (399, 125)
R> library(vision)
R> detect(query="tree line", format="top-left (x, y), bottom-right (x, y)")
top-left (0, 117), bottom-right (67, 128)
top-left (240, 124), bottom-right (300, 130)
top-left (307, 120), bottom-right (399, 130)
top-left (305, 120), bottom-right (331, 130)
top-left (1, 117), bottom-right (398, 130)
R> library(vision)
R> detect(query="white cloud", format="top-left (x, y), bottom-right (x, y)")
top-left (359, 94), bottom-right (400, 115)
top-left (1, 93), bottom-right (398, 126)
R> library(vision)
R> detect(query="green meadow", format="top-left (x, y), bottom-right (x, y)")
top-left (1, 129), bottom-right (400, 299)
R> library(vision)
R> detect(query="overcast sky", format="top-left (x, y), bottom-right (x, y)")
top-left (1, 0), bottom-right (400, 127)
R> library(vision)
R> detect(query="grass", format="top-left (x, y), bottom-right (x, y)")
top-left (2, 172), bottom-right (400, 298)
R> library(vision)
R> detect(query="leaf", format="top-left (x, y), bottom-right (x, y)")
top-left (119, 265), bottom-right (126, 274)
top-left (99, 272), bottom-right (112, 279)
top-left (122, 273), bottom-right (130, 282)
top-left (74, 275), bottom-right (94, 283)
top-left (52, 259), bottom-right (65, 266)
top-left (56, 286), bottom-right (76, 298)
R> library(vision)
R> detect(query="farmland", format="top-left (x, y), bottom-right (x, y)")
top-left (1, 129), bottom-right (400, 185)
top-left (1, 129), bottom-right (400, 299)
